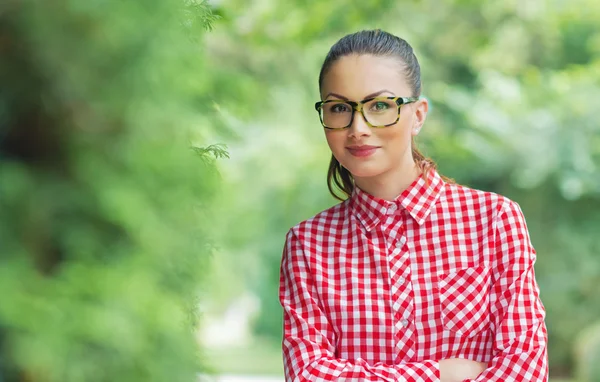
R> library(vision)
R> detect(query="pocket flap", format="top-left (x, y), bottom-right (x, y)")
top-left (438, 265), bottom-right (491, 337)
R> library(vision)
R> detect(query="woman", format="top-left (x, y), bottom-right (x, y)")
top-left (279, 30), bottom-right (548, 382)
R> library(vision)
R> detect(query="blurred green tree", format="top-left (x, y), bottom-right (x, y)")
top-left (0, 0), bottom-right (221, 381)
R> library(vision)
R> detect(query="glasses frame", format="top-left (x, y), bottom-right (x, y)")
top-left (314, 96), bottom-right (419, 130)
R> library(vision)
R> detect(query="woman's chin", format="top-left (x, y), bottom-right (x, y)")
top-left (345, 164), bottom-right (384, 179)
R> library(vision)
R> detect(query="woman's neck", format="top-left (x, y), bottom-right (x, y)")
top-left (354, 161), bottom-right (421, 201)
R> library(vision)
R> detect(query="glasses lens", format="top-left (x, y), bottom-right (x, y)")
top-left (363, 98), bottom-right (398, 126)
top-left (321, 102), bottom-right (352, 129)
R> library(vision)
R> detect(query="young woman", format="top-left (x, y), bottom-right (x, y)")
top-left (279, 30), bottom-right (548, 382)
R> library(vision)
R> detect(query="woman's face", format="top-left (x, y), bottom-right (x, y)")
top-left (320, 54), bottom-right (428, 180)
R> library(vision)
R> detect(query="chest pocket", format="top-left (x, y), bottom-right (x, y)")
top-left (438, 266), bottom-right (491, 338)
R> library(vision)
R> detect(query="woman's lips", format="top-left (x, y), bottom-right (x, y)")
top-left (347, 145), bottom-right (379, 157)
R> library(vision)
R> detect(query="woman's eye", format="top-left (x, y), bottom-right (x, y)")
top-left (371, 101), bottom-right (390, 111)
top-left (331, 104), bottom-right (351, 113)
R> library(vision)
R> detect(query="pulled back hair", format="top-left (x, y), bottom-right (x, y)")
top-left (319, 29), bottom-right (447, 201)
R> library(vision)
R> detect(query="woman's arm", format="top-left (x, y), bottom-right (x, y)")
top-left (463, 200), bottom-right (548, 382)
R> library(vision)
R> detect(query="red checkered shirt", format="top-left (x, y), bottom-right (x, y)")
top-left (279, 169), bottom-right (548, 381)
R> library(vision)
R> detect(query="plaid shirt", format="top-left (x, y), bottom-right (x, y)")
top-left (279, 169), bottom-right (548, 381)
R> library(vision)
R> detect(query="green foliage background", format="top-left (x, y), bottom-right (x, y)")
top-left (1, 0), bottom-right (599, 380)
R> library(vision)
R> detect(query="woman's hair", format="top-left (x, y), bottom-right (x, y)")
top-left (319, 29), bottom-right (448, 201)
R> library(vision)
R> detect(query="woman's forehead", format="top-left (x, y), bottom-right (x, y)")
top-left (321, 54), bottom-right (411, 98)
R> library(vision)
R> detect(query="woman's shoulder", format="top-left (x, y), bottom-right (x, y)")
top-left (287, 199), bottom-right (350, 237)
top-left (441, 181), bottom-right (521, 216)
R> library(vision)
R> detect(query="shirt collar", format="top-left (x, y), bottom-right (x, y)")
top-left (350, 168), bottom-right (445, 231)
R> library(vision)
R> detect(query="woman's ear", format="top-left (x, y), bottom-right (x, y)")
top-left (411, 98), bottom-right (429, 136)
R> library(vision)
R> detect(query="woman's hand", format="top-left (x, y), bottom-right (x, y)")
top-left (439, 358), bottom-right (487, 382)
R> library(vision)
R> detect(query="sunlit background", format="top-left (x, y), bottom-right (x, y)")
top-left (1, 0), bottom-right (599, 381)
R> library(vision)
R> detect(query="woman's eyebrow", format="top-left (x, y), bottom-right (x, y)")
top-left (324, 92), bottom-right (348, 100)
top-left (324, 89), bottom-right (395, 100)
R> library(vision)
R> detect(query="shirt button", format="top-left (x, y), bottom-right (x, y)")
top-left (400, 319), bottom-right (409, 327)
top-left (387, 204), bottom-right (397, 215)
top-left (398, 276), bottom-right (405, 284)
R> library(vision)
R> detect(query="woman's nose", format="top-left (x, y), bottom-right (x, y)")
top-left (348, 110), bottom-right (371, 138)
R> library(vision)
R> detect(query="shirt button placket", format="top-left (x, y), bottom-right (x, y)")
top-left (394, 315), bottom-right (415, 359)
top-left (386, 204), bottom-right (397, 216)
top-left (394, 312), bottom-right (411, 329)
top-left (397, 235), bottom-right (406, 248)
top-left (394, 241), bottom-right (402, 253)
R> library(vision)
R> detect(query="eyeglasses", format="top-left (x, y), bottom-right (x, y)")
top-left (314, 96), bottom-right (418, 130)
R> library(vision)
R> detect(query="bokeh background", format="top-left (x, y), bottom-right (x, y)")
top-left (1, 0), bottom-right (599, 381)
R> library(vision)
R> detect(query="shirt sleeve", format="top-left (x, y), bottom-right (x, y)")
top-left (464, 201), bottom-right (548, 382)
top-left (279, 228), bottom-right (440, 382)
